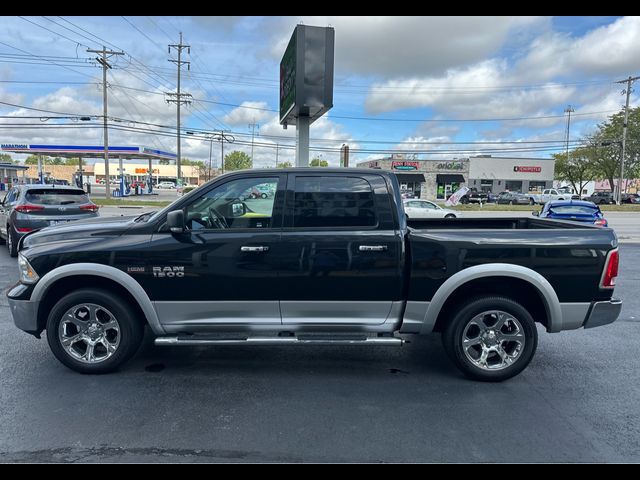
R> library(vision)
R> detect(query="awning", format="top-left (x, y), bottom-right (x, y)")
top-left (395, 173), bottom-right (426, 183)
top-left (436, 174), bottom-right (465, 183)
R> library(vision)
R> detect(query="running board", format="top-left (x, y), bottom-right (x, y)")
top-left (154, 336), bottom-right (404, 347)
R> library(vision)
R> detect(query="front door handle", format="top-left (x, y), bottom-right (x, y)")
top-left (358, 245), bottom-right (388, 252)
top-left (240, 246), bottom-right (270, 252)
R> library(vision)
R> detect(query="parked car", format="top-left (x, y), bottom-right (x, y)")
top-left (8, 169), bottom-right (621, 382)
top-left (0, 185), bottom-right (99, 257)
top-left (459, 188), bottom-right (488, 204)
top-left (156, 181), bottom-right (176, 189)
top-left (534, 200), bottom-right (608, 227)
top-left (403, 199), bottom-right (459, 219)
top-left (621, 193), bottom-right (640, 204)
top-left (496, 192), bottom-right (531, 205)
top-left (584, 191), bottom-right (616, 205)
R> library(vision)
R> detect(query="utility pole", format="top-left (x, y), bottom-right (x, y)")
top-left (248, 122), bottom-right (260, 162)
top-left (615, 75), bottom-right (639, 204)
top-left (87, 46), bottom-right (124, 199)
top-left (208, 136), bottom-right (213, 181)
top-left (211, 131), bottom-right (235, 175)
top-left (167, 33), bottom-right (191, 187)
top-left (275, 143), bottom-right (279, 168)
top-left (564, 105), bottom-right (574, 162)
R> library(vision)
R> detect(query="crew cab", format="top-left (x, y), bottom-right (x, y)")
top-left (8, 169), bottom-right (622, 381)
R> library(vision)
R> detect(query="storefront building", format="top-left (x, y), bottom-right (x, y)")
top-left (357, 154), bottom-right (555, 200)
top-left (356, 155), bottom-right (469, 200)
top-left (468, 156), bottom-right (555, 194)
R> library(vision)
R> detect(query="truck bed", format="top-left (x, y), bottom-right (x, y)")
top-left (407, 217), bottom-right (601, 230)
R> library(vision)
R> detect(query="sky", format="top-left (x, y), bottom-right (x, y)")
top-left (0, 16), bottom-right (639, 168)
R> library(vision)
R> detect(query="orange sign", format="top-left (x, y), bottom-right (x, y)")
top-left (134, 168), bottom-right (159, 174)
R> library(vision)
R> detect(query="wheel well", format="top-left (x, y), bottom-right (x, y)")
top-left (433, 276), bottom-right (550, 332)
top-left (37, 275), bottom-right (148, 332)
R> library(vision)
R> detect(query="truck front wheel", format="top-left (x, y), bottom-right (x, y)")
top-left (442, 296), bottom-right (538, 382)
top-left (46, 288), bottom-right (144, 374)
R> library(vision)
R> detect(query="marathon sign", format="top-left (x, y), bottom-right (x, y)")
top-left (1, 144), bottom-right (29, 150)
top-left (514, 166), bottom-right (542, 173)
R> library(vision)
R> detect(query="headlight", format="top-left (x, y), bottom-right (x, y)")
top-left (18, 254), bottom-right (39, 284)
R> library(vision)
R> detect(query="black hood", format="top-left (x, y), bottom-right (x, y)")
top-left (21, 215), bottom-right (139, 249)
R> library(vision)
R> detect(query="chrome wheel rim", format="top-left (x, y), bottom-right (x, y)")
top-left (461, 310), bottom-right (525, 371)
top-left (58, 303), bottom-right (121, 363)
top-left (7, 231), bottom-right (12, 253)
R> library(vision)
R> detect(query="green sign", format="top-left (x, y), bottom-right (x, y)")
top-left (280, 31), bottom-right (297, 123)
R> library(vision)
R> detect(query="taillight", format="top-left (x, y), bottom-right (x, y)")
top-left (600, 249), bottom-right (619, 289)
top-left (15, 227), bottom-right (33, 233)
top-left (14, 204), bottom-right (45, 214)
top-left (80, 204), bottom-right (100, 212)
top-left (594, 218), bottom-right (608, 227)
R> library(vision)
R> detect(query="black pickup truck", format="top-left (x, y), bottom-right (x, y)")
top-left (7, 169), bottom-right (621, 381)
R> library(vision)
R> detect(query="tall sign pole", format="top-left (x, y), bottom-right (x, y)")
top-left (87, 46), bottom-right (124, 199)
top-left (280, 25), bottom-right (334, 167)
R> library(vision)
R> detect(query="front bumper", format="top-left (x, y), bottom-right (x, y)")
top-left (584, 299), bottom-right (622, 329)
top-left (8, 297), bottom-right (40, 335)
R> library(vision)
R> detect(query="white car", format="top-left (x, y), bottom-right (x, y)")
top-left (403, 199), bottom-right (459, 219)
top-left (155, 182), bottom-right (176, 189)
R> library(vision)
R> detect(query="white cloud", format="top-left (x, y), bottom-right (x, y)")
top-left (222, 101), bottom-right (271, 126)
top-left (269, 16), bottom-right (547, 77)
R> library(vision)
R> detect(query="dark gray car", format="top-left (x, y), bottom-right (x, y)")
top-left (0, 184), bottom-right (99, 257)
top-left (496, 192), bottom-right (531, 205)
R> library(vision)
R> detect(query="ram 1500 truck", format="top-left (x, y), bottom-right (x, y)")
top-left (7, 169), bottom-right (622, 381)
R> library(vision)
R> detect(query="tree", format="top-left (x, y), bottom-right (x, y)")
top-left (224, 150), bottom-right (252, 171)
top-left (24, 155), bottom-right (40, 165)
top-left (0, 153), bottom-right (14, 163)
top-left (277, 161), bottom-right (293, 168)
top-left (159, 159), bottom-right (171, 165)
top-left (590, 106), bottom-right (640, 192)
top-left (553, 149), bottom-right (596, 196)
top-left (310, 157), bottom-right (329, 167)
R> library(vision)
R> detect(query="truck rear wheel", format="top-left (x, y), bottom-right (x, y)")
top-left (46, 288), bottom-right (144, 374)
top-left (442, 296), bottom-right (538, 382)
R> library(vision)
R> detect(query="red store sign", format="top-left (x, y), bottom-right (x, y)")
top-left (513, 166), bottom-right (542, 173)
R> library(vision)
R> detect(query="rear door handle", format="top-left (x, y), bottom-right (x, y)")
top-left (358, 245), bottom-right (388, 252)
top-left (240, 246), bottom-right (270, 252)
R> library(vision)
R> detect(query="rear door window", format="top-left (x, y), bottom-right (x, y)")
top-left (25, 189), bottom-right (89, 205)
top-left (293, 176), bottom-right (377, 228)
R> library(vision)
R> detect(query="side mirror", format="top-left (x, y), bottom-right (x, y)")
top-left (231, 202), bottom-right (246, 217)
top-left (167, 210), bottom-right (185, 233)
top-left (531, 211), bottom-right (539, 217)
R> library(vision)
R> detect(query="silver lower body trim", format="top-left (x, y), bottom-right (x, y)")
top-left (8, 298), bottom-right (40, 332)
top-left (280, 300), bottom-right (397, 326)
top-left (154, 301), bottom-right (281, 329)
top-left (559, 303), bottom-right (591, 331)
top-left (399, 301), bottom-right (430, 333)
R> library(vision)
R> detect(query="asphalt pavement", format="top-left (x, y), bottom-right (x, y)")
top-left (0, 238), bottom-right (638, 462)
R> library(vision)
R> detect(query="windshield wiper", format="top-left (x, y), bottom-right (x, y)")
top-left (134, 211), bottom-right (156, 222)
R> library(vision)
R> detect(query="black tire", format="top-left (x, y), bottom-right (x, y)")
top-left (461, 197), bottom-right (469, 205)
top-left (509, 200), bottom-right (515, 206)
top-left (7, 225), bottom-right (17, 257)
top-left (529, 198), bottom-right (535, 205)
top-left (442, 296), bottom-right (538, 382)
top-left (444, 213), bottom-right (456, 219)
top-left (46, 288), bottom-right (144, 374)
top-left (260, 193), bottom-right (268, 199)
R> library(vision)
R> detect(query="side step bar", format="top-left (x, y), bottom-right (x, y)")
top-left (155, 336), bottom-right (404, 347)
